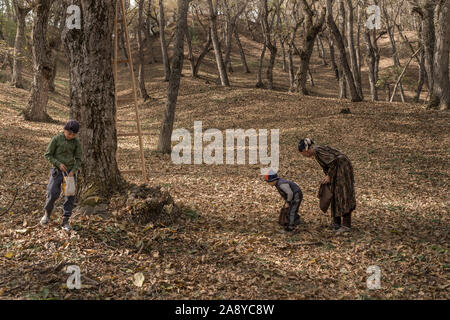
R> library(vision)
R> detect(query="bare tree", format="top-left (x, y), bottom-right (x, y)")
top-left (159, 0), bottom-right (171, 81)
top-left (187, 5), bottom-right (213, 77)
top-left (381, 0), bottom-right (406, 102)
top-left (144, 0), bottom-right (157, 64)
top-left (207, 0), bottom-right (230, 86)
top-left (412, 0), bottom-right (449, 109)
top-left (158, 0), bottom-right (191, 153)
top-left (11, 0), bottom-right (30, 89)
top-left (222, 0), bottom-right (249, 73)
top-left (344, 0), bottom-right (363, 99)
top-left (293, 0), bottom-right (325, 95)
top-left (137, 0), bottom-right (149, 100)
top-left (430, 0), bottom-right (449, 109)
top-left (260, 0), bottom-right (281, 90)
top-left (23, 0), bottom-right (54, 122)
top-left (364, 0), bottom-right (384, 101)
top-left (326, 0), bottom-right (362, 101)
top-left (62, 0), bottom-right (125, 203)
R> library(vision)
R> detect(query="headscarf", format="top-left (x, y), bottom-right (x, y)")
top-left (298, 138), bottom-right (314, 152)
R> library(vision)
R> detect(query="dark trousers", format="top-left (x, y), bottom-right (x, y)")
top-left (288, 192), bottom-right (303, 226)
top-left (333, 213), bottom-right (351, 228)
top-left (43, 168), bottom-right (75, 218)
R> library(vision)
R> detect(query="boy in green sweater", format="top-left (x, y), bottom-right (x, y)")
top-left (41, 120), bottom-right (82, 231)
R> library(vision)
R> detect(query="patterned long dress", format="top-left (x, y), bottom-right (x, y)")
top-left (313, 145), bottom-right (356, 217)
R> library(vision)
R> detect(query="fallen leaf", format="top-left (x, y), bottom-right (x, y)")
top-left (133, 272), bottom-right (145, 287)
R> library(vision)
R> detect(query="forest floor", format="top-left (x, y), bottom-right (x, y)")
top-left (0, 28), bottom-right (449, 300)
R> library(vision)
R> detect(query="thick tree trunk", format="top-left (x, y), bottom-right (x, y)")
top-left (421, 3), bottom-right (435, 95)
top-left (326, 0), bottom-right (361, 102)
top-left (159, 0), bottom-right (171, 81)
top-left (23, 0), bottom-right (53, 122)
top-left (11, 1), bottom-right (30, 89)
top-left (137, 0), bottom-right (149, 100)
top-left (207, 0), bottom-right (230, 86)
top-left (294, 3), bottom-right (325, 95)
top-left (62, 0), bottom-right (124, 203)
top-left (158, 0), bottom-right (190, 153)
top-left (430, 0), bottom-right (449, 110)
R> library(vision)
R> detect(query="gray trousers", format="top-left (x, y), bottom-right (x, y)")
top-left (288, 192), bottom-right (302, 226)
top-left (43, 168), bottom-right (75, 218)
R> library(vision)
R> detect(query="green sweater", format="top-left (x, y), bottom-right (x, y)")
top-left (44, 132), bottom-right (82, 173)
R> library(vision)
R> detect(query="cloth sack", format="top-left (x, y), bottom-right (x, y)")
top-left (318, 183), bottom-right (332, 213)
top-left (278, 207), bottom-right (289, 226)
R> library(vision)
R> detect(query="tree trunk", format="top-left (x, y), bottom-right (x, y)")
top-left (318, 34), bottom-right (327, 65)
top-left (326, 0), bottom-right (361, 102)
top-left (415, 46), bottom-right (426, 102)
top-left (185, 24), bottom-right (196, 77)
top-left (256, 42), bottom-right (266, 88)
top-left (159, 0), bottom-right (171, 81)
top-left (11, 1), bottom-right (30, 89)
top-left (288, 43), bottom-right (295, 90)
top-left (49, 54), bottom-right (57, 92)
top-left (145, 0), bottom-right (156, 64)
top-left (62, 0), bottom-right (125, 202)
top-left (266, 42), bottom-right (277, 90)
top-left (382, 0), bottom-right (405, 102)
top-left (193, 30), bottom-right (212, 78)
top-left (365, 28), bottom-right (380, 101)
top-left (327, 34), bottom-right (339, 79)
top-left (280, 37), bottom-right (287, 71)
top-left (344, 0), bottom-right (363, 99)
top-left (23, 0), bottom-right (53, 122)
top-left (157, 0), bottom-right (190, 153)
top-left (260, 0), bottom-right (278, 90)
top-left (294, 3), bottom-right (325, 95)
top-left (234, 26), bottom-right (250, 73)
top-left (137, 0), bottom-right (149, 100)
top-left (207, 0), bottom-right (230, 86)
top-left (223, 18), bottom-right (234, 73)
top-left (430, 0), bottom-right (449, 110)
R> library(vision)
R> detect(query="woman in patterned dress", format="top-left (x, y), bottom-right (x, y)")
top-left (298, 138), bottom-right (356, 234)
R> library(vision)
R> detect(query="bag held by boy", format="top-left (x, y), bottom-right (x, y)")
top-left (278, 207), bottom-right (289, 226)
top-left (63, 174), bottom-right (76, 196)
